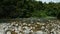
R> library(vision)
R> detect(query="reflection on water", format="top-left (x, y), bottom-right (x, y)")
top-left (0, 18), bottom-right (60, 34)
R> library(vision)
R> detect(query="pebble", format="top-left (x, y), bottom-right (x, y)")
top-left (0, 21), bottom-right (60, 34)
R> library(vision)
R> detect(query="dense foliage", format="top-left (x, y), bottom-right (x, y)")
top-left (0, 0), bottom-right (60, 18)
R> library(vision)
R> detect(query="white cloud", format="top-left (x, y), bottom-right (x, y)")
top-left (36, 0), bottom-right (60, 3)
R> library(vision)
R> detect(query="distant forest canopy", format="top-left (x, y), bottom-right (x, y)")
top-left (0, 0), bottom-right (60, 19)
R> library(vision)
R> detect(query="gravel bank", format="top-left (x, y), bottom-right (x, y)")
top-left (0, 20), bottom-right (60, 34)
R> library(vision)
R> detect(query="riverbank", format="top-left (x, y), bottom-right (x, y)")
top-left (0, 20), bottom-right (60, 34)
top-left (0, 17), bottom-right (57, 23)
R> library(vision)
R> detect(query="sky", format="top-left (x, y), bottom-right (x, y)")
top-left (36, 0), bottom-right (60, 3)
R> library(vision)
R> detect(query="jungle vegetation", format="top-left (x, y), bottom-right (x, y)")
top-left (0, 0), bottom-right (60, 19)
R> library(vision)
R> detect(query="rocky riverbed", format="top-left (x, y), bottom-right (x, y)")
top-left (0, 20), bottom-right (60, 34)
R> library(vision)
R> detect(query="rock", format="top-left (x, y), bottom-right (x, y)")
top-left (6, 31), bottom-right (11, 34)
top-left (0, 20), bottom-right (60, 34)
top-left (35, 31), bottom-right (43, 34)
top-left (11, 31), bottom-right (18, 34)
